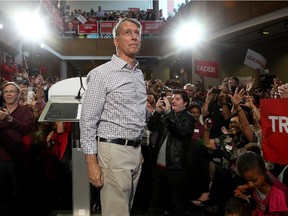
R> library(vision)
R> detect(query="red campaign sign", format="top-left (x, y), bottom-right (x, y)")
top-left (78, 22), bottom-right (98, 34)
top-left (100, 21), bottom-right (117, 34)
top-left (194, 60), bottom-right (219, 78)
top-left (261, 98), bottom-right (288, 165)
top-left (140, 21), bottom-right (164, 34)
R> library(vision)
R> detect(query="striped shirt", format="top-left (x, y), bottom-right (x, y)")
top-left (80, 55), bottom-right (147, 154)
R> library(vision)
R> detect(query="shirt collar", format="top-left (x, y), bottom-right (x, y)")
top-left (112, 54), bottom-right (139, 71)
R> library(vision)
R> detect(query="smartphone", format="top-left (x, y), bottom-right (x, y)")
top-left (211, 88), bottom-right (221, 94)
top-left (27, 91), bottom-right (35, 104)
top-left (160, 89), bottom-right (166, 106)
top-left (160, 88), bottom-right (166, 98)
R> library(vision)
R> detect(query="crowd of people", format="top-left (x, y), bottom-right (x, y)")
top-left (0, 57), bottom-right (70, 216)
top-left (1, 16), bottom-right (288, 216)
top-left (60, 1), bottom-right (193, 38)
top-left (62, 6), bottom-right (161, 24)
top-left (61, 5), bottom-right (168, 39)
top-left (138, 75), bottom-right (288, 216)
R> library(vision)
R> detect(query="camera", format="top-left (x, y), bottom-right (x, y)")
top-left (240, 98), bottom-right (246, 104)
top-left (205, 118), bottom-right (213, 128)
top-left (15, 76), bottom-right (29, 85)
top-left (211, 88), bottom-right (222, 94)
top-left (160, 91), bottom-right (166, 98)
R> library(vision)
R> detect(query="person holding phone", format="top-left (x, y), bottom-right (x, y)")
top-left (201, 85), bottom-right (232, 139)
top-left (146, 90), bottom-right (195, 215)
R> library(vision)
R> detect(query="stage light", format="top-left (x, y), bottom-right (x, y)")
top-left (13, 11), bottom-right (48, 42)
top-left (260, 29), bottom-right (269, 36)
top-left (173, 21), bottom-right (205, 48)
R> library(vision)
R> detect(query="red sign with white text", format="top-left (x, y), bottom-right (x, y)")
top-left (100, 21), bottom-right (117, 34)
top-left (78, 22), bottom-right (98, 34)
top-left (261, 98), bottom-right (288, 165)
top-left (141, 21), bottom-right (164, 34)
top-left (194, 60), bottom-right (219, 78)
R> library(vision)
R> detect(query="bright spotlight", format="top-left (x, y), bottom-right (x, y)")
top-left (13, 12), bottom-right (48, 42)
top-left (174, 21), bottom-right (205, 48)
top-left (40, 43), bottom-right (46, 48)
top-left (0, 24), bottom-right (3, 29)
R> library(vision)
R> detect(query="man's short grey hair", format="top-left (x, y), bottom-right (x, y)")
top-left (183, 83), bottom-right (196, 92)
top-left (113, 18), bottom-right (142, 38)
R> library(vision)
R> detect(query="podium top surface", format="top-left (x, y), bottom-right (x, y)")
top-left (38, 77), bottom-right (86, 122)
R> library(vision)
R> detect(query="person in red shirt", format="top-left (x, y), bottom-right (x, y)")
top-left (236, 151), bottom-right (288, 216)
top-left (0, 82), bottom-right (34, 215)
top-left (1, 55), bottom-right (18, 81)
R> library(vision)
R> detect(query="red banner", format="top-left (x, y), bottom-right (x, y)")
top-left (194, 60), bottom-right (219, 78)
top-left (100, 21), bottom-right (117, 34)
top-left (261, 98), bottom-right (288, 165)
top-left (140, 21), bottom-right (164, 34)
top-left (78, 22), bottom-right (98, 34)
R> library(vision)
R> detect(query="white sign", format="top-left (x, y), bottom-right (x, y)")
top-left (77, 15), bottom-right (87, 24)
top-left (244, 49), bottom-right (266, 71)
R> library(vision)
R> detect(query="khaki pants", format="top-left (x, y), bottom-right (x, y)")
top-left (98, 141), bottom-right (142, 216)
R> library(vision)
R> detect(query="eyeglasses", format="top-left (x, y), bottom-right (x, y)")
top-left (3, 90), bottom-right (18, 94)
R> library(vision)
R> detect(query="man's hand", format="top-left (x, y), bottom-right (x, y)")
top-left (245, 77), bottom-right (255, 95)
top-left (0, 108), bottom-right (11, 121)
top-left (278, 83), bottom-right (288, 98)
top-left (205, 89), bottom-right (214, 102)
top-left (229, 87), bottom-right (245, 107)
top-left (86, 154), bottom-right (104, 188)
top-left (155, 96), bottom-right (171, 113)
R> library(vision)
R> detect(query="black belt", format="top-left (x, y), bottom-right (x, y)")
top-left (97, 137), bottom-right (141, 148)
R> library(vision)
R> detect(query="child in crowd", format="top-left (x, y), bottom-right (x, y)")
top-left (225, 197), bottom-right (251, 216)
top-left (236, 151), bottom-right (288, 216)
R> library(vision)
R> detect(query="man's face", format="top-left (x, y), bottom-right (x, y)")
top-left (19, 84), bottom-right (28, 95)
top-left (195, 81), bottom-right (201, 89)
top-left (3, 85), bottom-right (20, 105)
top-left (114, 21), bottom-right (141, 62)
top-left (185, 86), bottom-right (194, 97)
top-left (171, 94), bottom-right (187, 113)
top-left (67, 22), bottom-right (73, 30)
top-left (35, 76), bottom-right (43, 86)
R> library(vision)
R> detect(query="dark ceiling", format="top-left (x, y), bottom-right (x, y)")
top-left (214, 17), bottom-right (288, 53)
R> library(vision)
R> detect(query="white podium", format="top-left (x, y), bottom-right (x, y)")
top-left (39, 77), bottom-right (91, 216)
